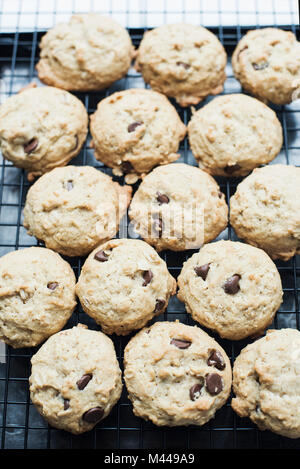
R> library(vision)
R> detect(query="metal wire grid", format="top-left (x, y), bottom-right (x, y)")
top-left (0, 15), bottom-right (300, 449)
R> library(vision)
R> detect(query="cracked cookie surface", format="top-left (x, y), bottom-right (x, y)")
top-left (0, 86), bottom-right (88, 179)
top-left (232, 328), bottom-right (300, 439)
top-left (76, 239), bottom-right (176, 335)
top-left (188, 94), bottom-right (283, 177)
top-left (135, 23), bottom-right (226, 106)
top-left (23, 166), bottom-right (132, 257)
top-left (0, 247), bottom-right (76, 348)
top-left (30, 324), bottom-right (122, 434)
top-left (124, 321), bottom-right (232, 427)
top-left (90, 89), bottom-right (186, 184)
top-left (230, 164), bottom-right (300, 261)
top-left (37, 14), bottom-right (134, 91)
top-left (232, 28), bottom-right (300, 105)
top-left (177, 240), bottom-right (283, 340)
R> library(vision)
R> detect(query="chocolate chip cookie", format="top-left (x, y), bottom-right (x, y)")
top-left (232, 28), bottom-right (300, 105)
top-left (232, 328), bottom-right (300, 439)
top-left (135, 23), bottom-right (226, 106)
top-left (23, 166), bottom-right (132, 257)
top-left (37, 13), bottom-right (134, 91)
top-left (129, 163), bottom-right (228, 251)
top-left (124, 321), bottom-right (232, 427)
top-left (188, 94), bottom-right (283, 177)
top-left (0, 86), bottom-right (88, 180)
top-left (90, 89), bottom-right (186, 184)
top-left (177, 240), bottom-right (283, 340)
top-left (0, 247), bottom-right (76, 348)
top-left (230, 164), bottom-right (300, 261)
top-left (76, 239), bottom-right (176, 335)
top-left (30, 324), bottom-right (122, 434)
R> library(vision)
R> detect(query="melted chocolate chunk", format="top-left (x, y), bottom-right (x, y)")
top-left (47, 282), bottom-right (58, 290)
top-left (190, 379), bottom-right (204, 401)
top-left (76, 374), bottom-right (93, 390)
top-left (94, 250), bottom-right (109, 262)
top-left (64, 399), bottom-right (70, 410)
top-left (170, 338), bottom-right (191, 349)
top-left (252, 61), bottom-right (269, 70)
top-left (207, 349), bottom-right (226, 370)
top-left (154, 299), bottom-right (165, 313)
top-left (194, 263), bottom-right (210, 281)
top-left (83, 407), bottom-right (104, 423)
top-left (142, 270), bottom-right (153, 286)
top-left (176, 61), bottom-right (190, 70)
top-left (156, 192), bottom-right (169, 205)
top-left (128, 121), bottom-right (143, 133)
top-left (24, 138), bottom-right (38, 154)
top-left (205, 373), bottom-right (223, 395)
top-left (223, 274), bottom-right (241, 295)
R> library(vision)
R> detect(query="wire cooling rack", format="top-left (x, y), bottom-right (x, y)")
top-left (0, 12), bottom-right (300, 450)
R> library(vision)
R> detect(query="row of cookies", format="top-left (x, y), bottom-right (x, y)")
top-left (0, 84), bottom-right (283, 183)
top-left (28, 321), bottom-right (300, 439)
top-left (20, 163), bottom-right (300, 261)
top-left (0, 235), bottom-right (283, 348)
top-left (35, 14), bottom-right (300, 107)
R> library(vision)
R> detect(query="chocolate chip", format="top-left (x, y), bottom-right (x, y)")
top-left (24, 138), bottom-right (38, 154)
top-left (142, 270), bottom-right (153, 286)
top-left (224, 164), bottom-right (241, 174)
top-left (64, 399), bottom-right (70, 410)
top-left (121, 161), bottom-right (133, 174)
top-left (156, 192), bottom-right (169, 205)
top-left (76, 374), bottom-right (92, 390)
top-left (253, 62), bottom-right (269, 70)
top-left (223, 274), bottom-right (241, 294)
top-left (154, 299), bottom-right (165, 313)
top-left (128, 121), bottom-right (143, 133)
top-left (205, 373), bottom-right (223, 395)
top-left (47, 282), bottom-right (58, 290)
top-left (218, 191), bottom-right (223, 199)
top-left (152, 216), bottom-right (163, 237)
top-left (83, 407), bottom-right (104, 424)
top-left (190, 379), bottom-right (204, 401)
top-left (176, 61), bottom-right (190, 70)
top-left (94, 250), bottom-right (109, 262)
top-left (194, 263), bottom-right (210, 281)
top-left (170, 338), bottom-right (192, 349)
top-left (207, 349), bottom-right (226, 370)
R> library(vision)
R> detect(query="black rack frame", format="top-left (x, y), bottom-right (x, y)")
top-left (0, 11), bottom-right (300, 449)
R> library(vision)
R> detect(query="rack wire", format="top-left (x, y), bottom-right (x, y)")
top-left (0, 6), bottom-right (300, 450)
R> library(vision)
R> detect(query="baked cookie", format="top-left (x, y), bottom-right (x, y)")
top-left (76, 239), bottom-right (176, 335)
top-left (0, 247), bottom-right (76, 348)
top-left (177, 240), bottom-right (283, 340)
top-left (188, 94), bottom-right (283, 177)
top-left (37, 14), bottom-right (134, 91)
top-left (129, 163), bottom-right (228, 252)
top-left (0, 86), bottom-right (88, 180)
top-left (232, 28), bottom-right (300, 105)
top-left (232, 328), bottom-right (300, 439)
top-left (124, 321), bottom-right (232, 427)
top-left (230, 164), bottom-right (300, 261)
top-left (30, 324), bottom-right (122, 434)
top-left (90, 89), bottom-right (186, 184)
top-left (23, 166), bottom-right (132, 257)
top-left (135, 24), bottom-right (226, 106)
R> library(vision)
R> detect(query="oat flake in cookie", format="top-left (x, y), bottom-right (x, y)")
top-left (177, 240), bottom-right (283, 340)
top-left (124, 321), bottom-right (232, 427)
top-left (23, 166), bottom-right (132, 257)
top-left (188, 94), bottom-right (283, 177)
top-left (230, 164), bottom-right (300, 261)
top-left (0, 86), bottom-right (88, 180)
top-left (232, 329), bottom-right (300, 439)
top-left (36, 14), bottom-right (134, 91)
top-left (232, 28), bottom-right (300, 105)
top-left (76, 239), bottom-right (176, 335)
top-left (0, 247), bottom-right (76, 348)
top-left (135, 24), bottom-right (227, 107)
top-left (129, 163), bottom-right (228, 252)
top-left (30, 324), bottom-right (122, 434)
top-left (90, 89), bottom-right (186, 184)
